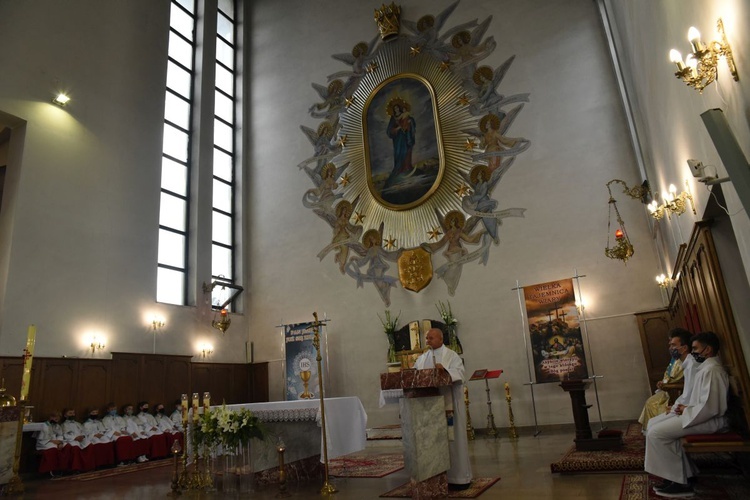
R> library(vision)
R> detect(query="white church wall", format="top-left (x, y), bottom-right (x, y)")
top-left (247, 0), bottom-right (662, 427)
top-left (605, 0), bottom-right (750, 373)
top-left (0, 1), bottom-right (251, 364)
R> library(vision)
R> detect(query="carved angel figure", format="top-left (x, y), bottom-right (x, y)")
top-left (463, 108), bottom-right (530, 171)
top-left (302, 161), bottom-right (347, 212)
top-left (297, 118), bottom-right (342, 172)
top-left (448, 16), bottom-right (497, 78)
top-left (345, 224), bottom-right (400, 306)
top-left (467, 59), bottom-right (530, 117)
top-left (327, 35), bottom-right (380, 97)
top-left (402, 1), bottom-right (478, 61)
top-left (316, 199), bottom-right (363, 274)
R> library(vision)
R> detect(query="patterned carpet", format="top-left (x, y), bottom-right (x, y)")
top-left (550, 423), bottom-right (644, 473)
top-left (328, 452), bottom-right (404, 478)
top-left (619, 473), bottom-right (750, 499)
top-left (380, 477), bottom-right (501, 498)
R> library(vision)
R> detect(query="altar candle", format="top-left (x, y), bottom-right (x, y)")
top-left (20, 325), bottom-right (37, 401)
top-left (181, 394), bottom-right (188, 425)
top-left (203, 392), bottom-right (210, 411)
top-left (192, 393), bottom-right (199, 422)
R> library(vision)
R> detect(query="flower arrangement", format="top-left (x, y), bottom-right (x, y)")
top-left (436, 300), bottom-right (462, 354)
top-left (192, 405), bottom-right (265, 454)
top-left (378, 309), bottom-right (400, 362)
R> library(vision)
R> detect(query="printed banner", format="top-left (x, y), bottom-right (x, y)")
top-left (284, 322), bottom-right (324, 401)
top-left (523, 278), bottom-right (588, 383)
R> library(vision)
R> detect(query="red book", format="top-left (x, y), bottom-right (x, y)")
top-left (485, 370), bottom-right (503, 379)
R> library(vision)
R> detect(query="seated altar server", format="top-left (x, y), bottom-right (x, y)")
top-left (61, 408), bottom-right (96, 472)
top-left (154, 402), bottom-right (183, 451)
top-left (414, 328), bottom-right (473, 490)
top-left (35, 411), bottom-right (67, 475)
top-left (83, 408), bottom-right (115, 468)
top-left (638, 328), bottom-right (691, 430)
top-left (645, 331), bottom-right (729, 498)
top-left (101, 403), bottom-right (138, 465)
top-left (136, 401), bottom-right (168, 459)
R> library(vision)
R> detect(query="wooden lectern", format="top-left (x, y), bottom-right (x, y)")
top-left (559, 379), bottom-right (622, 451)
top-left (380, 369), bottom-right (454, 499)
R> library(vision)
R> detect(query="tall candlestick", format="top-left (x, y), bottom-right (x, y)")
top-left (181, 394), bottom-right (188, 425)
top-left (203, 392), bottom-right (210, 410)
top-left (192, 393), bottom-right (199, 422)
top-left (20, 325), bottom-right (36, 401)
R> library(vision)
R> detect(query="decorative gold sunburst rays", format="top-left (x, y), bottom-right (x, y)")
top-left (335, 38), bottom-right (476, 249)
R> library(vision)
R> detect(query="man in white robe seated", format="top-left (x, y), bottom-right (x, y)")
top-left (639, 328), bottom-right (692, 430)
top-left (169, 399), bottom-right (184, 432)
top-left (124, 404), bottom-right (152, 463)
top-left (645, 331), bottom-right (729, 498)
top-left (414, 328), bottom-right (473, 490)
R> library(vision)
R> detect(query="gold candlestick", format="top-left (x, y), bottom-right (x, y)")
top-left (312, 312), bottom-right (337, 495)
top-left (464, 386), bottom-right (475, 441)
top-left (485, 379), bottom-right (498, 438)
top-left (276, 441), bottom-right (290, 498)
top-left (168, 439), bottom-right (183, 496)
top-left (505, 382), bottom-right (518, 439)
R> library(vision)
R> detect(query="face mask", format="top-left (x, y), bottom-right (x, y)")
top-left (692, 348), bottom-right (708, 363)
top-left (669, 348), bottom-right (681, 359)
top-left (141, 407), bottom-right (148, 413)
top-left (108, 410), bottom-right (117, 416)
top-left (65, 415), bottom-right (75, 421)
top-left (89, 414), bottom-right (99, 420)
top-left (126, 409), bottom-right (133, 416)
top-left (156, 408), bottom-right (164, 414)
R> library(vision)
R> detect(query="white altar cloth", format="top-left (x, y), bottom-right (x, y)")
top-left (219, 396), bottom-right (367, 460)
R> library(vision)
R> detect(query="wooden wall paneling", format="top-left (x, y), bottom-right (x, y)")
top-left (249, 362), bottom-right (269, 403)
top-left (76, 360), bottom-right (111, 416)
top-left (208, 364), bottom-right (232, 405)
top-left (164, 357), bottom-right (192, 407)
top-left (191, 364), bottom-right (211, 402)
top-left (634, 309), bottom-right (673, 393)
top-left (231, 364), bottom-right (249, 403)
top-left (0, 358), bottom-right (23, 402)
top-left (141, 355), bottom-right (167, 407)
top-left (110, 353), bottom-right (141, 410)
top-left (37, 359), bottom-right (78, 422)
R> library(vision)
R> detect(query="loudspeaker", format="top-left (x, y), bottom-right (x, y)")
top-left (700, 108), bottom-right (750, 215)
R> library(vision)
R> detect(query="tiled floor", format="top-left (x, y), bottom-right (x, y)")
top-left (22, 426), bottom-right (626, 499)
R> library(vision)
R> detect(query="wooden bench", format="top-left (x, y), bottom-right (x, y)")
top-left (681, 433), bottom-right (750, 454)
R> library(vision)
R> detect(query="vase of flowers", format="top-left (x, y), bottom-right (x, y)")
top-left (378, 309), bottom-right (400, 363)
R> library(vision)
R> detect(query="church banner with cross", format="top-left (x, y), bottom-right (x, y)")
top-left (523, 278), bottom-right (588, 383)
top-left (284, 322), bottom-right (324, 401)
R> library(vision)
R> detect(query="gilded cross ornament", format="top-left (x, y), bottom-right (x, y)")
top-left (298, 3), bottom-right (531, 302)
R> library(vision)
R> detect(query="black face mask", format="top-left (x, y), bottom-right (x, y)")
top-left (65, 415), bottom-right (75, 421)
top-left (692, 348), bottom-right (708, 363)
top-left (89, 414), bottom-right (99, 420)
top-left (156, 408), bottom-right (164, 414)
top-left (140, 408), bottom-right (149, 413)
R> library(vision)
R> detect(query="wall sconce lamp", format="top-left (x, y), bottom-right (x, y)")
top-left (151, 317), bottom-right (166, 331)
top-left (199, 343), bottom-right (214, 359)
top-left (52, 93), bottom-right (71, 106)
top-left (211, 308), bottom-right (231, 334)
top-left (647, 181), bottom-right (696, 220)
top-left (669, 18), bottom-right (739, 93)
top-left (656, 274), bottom-right (674, 289)
top-left (90, 336), bottom-right (106, 353)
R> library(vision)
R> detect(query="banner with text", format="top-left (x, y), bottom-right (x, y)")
top-left (523, 278), bottom-right (588, 383)
top-left (284, 322), bottom-right (324, 401)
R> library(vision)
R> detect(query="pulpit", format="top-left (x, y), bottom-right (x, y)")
top-left (560, 380), bottom-right (622, 451)
top-left (381, 369), bottom-right (454, 499)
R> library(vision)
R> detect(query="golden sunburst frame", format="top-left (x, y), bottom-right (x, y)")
top-left (299, 2), bottom-right (530, 302)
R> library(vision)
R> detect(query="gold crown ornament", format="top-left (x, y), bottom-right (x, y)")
top-left (374, 3), bottom-right (401, 41)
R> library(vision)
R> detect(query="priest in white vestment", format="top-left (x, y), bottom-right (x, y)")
top-left (645, 331), bottom-right (729, 498)
top-left (414, 328), bottom-right (473, 489)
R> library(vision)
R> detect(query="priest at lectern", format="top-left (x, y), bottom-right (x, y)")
top-left (415, 328), bottom-right (473, 490)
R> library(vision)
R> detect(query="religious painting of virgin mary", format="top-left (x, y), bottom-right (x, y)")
top-left (363, 74), bottom-right (444, 210)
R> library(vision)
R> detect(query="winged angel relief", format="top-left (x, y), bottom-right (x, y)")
top-left (298, 1), bottom-right (531, 305)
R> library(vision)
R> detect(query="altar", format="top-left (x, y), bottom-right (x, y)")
top-left (217, 396), bottom-right (367, 472)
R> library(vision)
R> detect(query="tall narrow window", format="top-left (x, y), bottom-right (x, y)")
top-left (211, 0), bottom-right (238, 309)
top-left (157, 0), bottom-right (196, 305)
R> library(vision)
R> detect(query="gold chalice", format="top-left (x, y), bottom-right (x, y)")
top-left (299, 370), bottom-right (314, 399)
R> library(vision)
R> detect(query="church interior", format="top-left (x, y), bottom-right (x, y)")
top-left (1, 0), bottom-right (750, 498)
